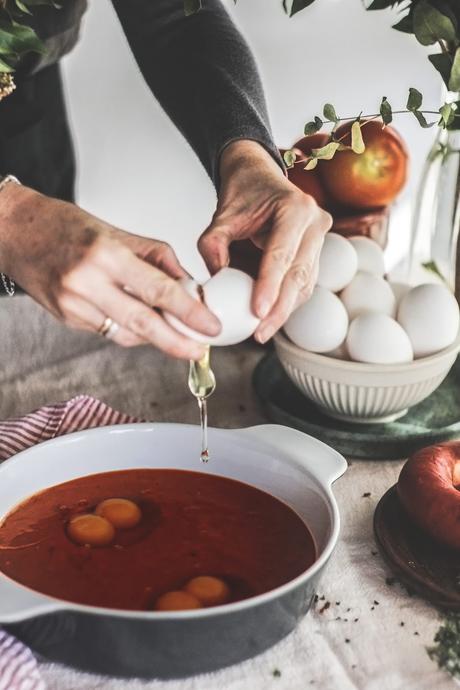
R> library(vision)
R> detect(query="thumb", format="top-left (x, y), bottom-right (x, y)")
top-left (197, 222), bottom-right (233, 275)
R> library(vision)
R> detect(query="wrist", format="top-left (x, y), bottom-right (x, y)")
top-left (0, 183), bottom-right (37, 275)
top-left (219, 139), bottom-right (285, 186)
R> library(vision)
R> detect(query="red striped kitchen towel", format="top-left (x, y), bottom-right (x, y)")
top-left (0, 395), bottom-right (140, 689)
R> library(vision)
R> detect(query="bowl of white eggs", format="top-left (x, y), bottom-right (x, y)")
top-left (274, 233), bottom-right (460, 424)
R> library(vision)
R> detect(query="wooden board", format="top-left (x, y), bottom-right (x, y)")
top-left (374, 486), bottom-right (460, 610)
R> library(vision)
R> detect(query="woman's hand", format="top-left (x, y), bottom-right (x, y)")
top-left (0, 184), bottom-right (220, 359)
top-left (198, 140), bottom-right (333, 343)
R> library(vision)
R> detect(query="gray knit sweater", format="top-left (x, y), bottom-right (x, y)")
top-left (18, 0), bottom-right (282, 187)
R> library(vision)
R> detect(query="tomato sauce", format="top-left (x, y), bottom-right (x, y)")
top-left (0, 469), bottom-right (316, 611)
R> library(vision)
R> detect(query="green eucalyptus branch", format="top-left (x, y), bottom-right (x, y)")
top-left (284, 89), bottom-right (459, 168)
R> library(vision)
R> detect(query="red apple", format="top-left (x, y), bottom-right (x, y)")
top-left (318, 120), bottom-right (408, 209)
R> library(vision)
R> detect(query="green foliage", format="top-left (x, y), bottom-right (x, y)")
top-left (283, 149), bottom-right (297, 167)
top-left (323, 103), bottom-right (339, 123)
top-left (304, 116), bottom-right (323, 135)
top-left (428, 613), bottom-right (460, 680)
top-left (380, 96), bottom-right (393, 124)
top-left (407, 87), bottom-right (423, 111)
top-left (413, 0), bottom-right (457, 46)
top-left (351, 120), bottom-right (365, 153)
top-left (0, 0), bottom-right (57, 73)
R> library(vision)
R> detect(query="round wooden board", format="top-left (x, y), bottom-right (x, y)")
top-left (374, 486), bottom-right (460, 610)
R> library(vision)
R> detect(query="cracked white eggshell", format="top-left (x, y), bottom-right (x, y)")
top-left (284, 286), bottom-right (349, 353)
top-left (164, 268), bottom-right (260, 346)
top-left (347, 313), bottom-right (413, 364)
top-left (317, 233), bottom-right (358, 292)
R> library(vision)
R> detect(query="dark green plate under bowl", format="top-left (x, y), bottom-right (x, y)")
top-left (253, 353), bottom-right (460, 460)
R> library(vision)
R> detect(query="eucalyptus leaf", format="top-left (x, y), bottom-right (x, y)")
top-left (449, 47), bottom-right (460, 91)
top-left (351, 121), bottom-right (366, 153)
top-left (282, 0), bottom-right (288, 13)
top-left (413, 0), bottom-right (457, 46)
top-left (290, 0), bottom-right (316, 16)
top-left (439, 102), bottom-right (457, 127)
top-left (380, 96), bottom-right (393, 124)
top-left (283, 149), bottom-right (297, 167)
top-left (311, 141), bottom-right (340, 160)
top-left (304, 116), bottom-right (323, 135)
top-left (305, 158), bottom-right (318, 170)
top-left (323, 103), bottom-right (338, 122)
top-left (407, 87), bottom-right (423, 111)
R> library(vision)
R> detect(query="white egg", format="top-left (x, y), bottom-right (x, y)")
top-left (397, 283), bottom-right (460, 357)
top-left (284, 286), bottom-right (349, 353)
top-left (347, 313), bottom-right (413, 364)
top-left (164, 268), bottom-right (260, 346)
top-left (388, 281), bottom-right (411, 307)
top-left (349, 236), bottom-right (385, 276)
top-left (317, 233), bottom-right (358, 292)
top-left (340, 271), bottom-right (396, 320)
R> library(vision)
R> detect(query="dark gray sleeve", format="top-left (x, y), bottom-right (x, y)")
top-left (110, 0), bottom-right (283, 187)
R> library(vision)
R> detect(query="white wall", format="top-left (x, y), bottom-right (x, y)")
top-left (61, 0), bottom-right (442, 279)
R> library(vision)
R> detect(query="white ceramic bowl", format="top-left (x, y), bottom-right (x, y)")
top-left (274, 330), bottom-right (460, 424)
top-left (0, 423), bottom-right (346, 678)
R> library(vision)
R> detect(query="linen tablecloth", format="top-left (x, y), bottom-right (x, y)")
top-left (0, 296), bottom-right (455, 690)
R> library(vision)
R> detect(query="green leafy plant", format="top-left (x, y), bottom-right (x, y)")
top-left (0, 0), bottom-right (58, 99)
top-left (283, 0), bottom-right (460, 165)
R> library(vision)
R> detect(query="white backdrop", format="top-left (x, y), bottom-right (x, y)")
top-left (61, 0), bottom-right (441, 280)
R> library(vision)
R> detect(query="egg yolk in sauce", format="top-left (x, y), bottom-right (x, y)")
top-left (67, 514), bottom-right (115, 547)
top-left (95, 498), bottom-right (142, 529)
top-left (0, 469), bottom-right (316, 611)
top-left (185, 575), bottom-right (230, 607)
top-left (155, 591), bottom-right (202, 611)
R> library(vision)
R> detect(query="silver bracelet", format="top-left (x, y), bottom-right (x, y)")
top-left (0, 174), bottom-right (21, 297)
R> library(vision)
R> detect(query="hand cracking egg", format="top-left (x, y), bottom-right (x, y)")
top-left (164, 268), bottom-right (260, 346)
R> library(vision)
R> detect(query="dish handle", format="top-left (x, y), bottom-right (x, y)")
top-left (237, 424), bottom-right (348, 487)
top-left (0, 575), bottom-right (62, 623)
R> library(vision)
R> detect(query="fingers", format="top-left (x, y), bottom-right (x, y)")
top-left (57, 291), bottom-right (147, 347)
top-left (89, 281), bottom-right (208, 360)
top-left (254, 229), bottom-right (324, 344)
top-left (141, 240), bottom-right (189, 280)
top-left (198, 223), bottom-right (232, 275)
top-left (252, 201), bottom-right (317, 319)
top-left (102, 248), bottom-right (221, 338)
